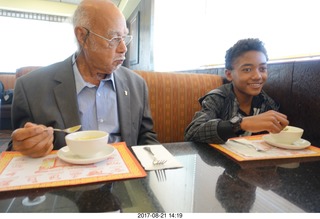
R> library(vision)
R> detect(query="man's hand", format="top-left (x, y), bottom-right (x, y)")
top-left (241, 110), bottom-right (289, 134)
top-left (11, 122), bottom-right (54, 158)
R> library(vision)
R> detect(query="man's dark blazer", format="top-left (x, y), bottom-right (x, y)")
top-left (10, 56), bottom-right (159, 150)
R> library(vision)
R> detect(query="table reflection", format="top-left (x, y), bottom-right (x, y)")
top-left (1, 183), bottom-right (121, 212)
top-left (53, 183), bottom-right (121, 212)
top-left (145, 143), bottom-right (310, 212)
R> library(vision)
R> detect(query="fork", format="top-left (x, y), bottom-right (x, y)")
top-left (154, 169), bottom-right (166, 182)
top-left (143, 146), bottom-right (167, 165)
top-left (229, 139), bottom-right (266, 152)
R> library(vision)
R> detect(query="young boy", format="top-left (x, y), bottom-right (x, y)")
top-left (184, 38), bottom-right (289, 144)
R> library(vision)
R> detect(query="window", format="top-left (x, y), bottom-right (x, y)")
top-left (153, 0), bottom-right (320, 71)
top-left (0, 13), bottom-right (76, 73)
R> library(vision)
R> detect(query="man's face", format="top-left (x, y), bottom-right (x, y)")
top-left (225, 51), bottom-right (268, 100)
top-left (84, 12), bottom-right (129, 75)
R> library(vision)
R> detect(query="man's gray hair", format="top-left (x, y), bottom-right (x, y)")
top-left (72, 4), bottom-right (91, 51)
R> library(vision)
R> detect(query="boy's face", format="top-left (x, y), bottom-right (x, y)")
top-left (225, 51), bottom-right (268, 100)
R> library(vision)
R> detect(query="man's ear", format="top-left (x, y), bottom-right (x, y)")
top-left (74, 26), bottom-right (88, 47)
top-left (225, 69), bottom-right (233, 82)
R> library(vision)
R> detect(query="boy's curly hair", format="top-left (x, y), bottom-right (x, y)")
top-left (225, 38), bottom-right (268, 70)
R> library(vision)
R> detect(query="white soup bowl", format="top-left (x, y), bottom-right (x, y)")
top-left (269, 126), bottom-right (303, 145)
top-left (65, 130), bottom-right (109, 158)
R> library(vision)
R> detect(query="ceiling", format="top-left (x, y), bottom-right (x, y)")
top-left (0, 0), bottom-right (140, 18)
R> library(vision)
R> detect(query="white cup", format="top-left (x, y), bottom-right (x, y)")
top-left (65, 130), bottom-right (109, 158)
top-left (270, 126), bottom-right (304, 144)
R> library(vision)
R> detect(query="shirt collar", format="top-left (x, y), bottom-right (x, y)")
top-left (72, 54), bottom-right (116, 94)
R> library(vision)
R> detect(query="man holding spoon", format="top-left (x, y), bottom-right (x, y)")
top-left (9, 0), bottom-right (159, 157)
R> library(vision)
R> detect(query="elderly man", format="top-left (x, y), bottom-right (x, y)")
top-left (9, 0), bottom-right (159, 157)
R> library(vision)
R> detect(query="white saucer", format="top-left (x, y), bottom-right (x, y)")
top-left (262, 135), bottom-right (311, 150)
top-left (57, 145), bottom-right (115, 164)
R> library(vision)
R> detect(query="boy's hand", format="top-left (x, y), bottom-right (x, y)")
top-left (241, 110), bottom-right (289, 134)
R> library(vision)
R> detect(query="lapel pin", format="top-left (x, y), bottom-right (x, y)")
top-left (124, 91), bottom-right (128, 96)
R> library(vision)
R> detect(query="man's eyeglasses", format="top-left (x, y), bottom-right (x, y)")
top-left (82, 27), bottom-right (133, 48)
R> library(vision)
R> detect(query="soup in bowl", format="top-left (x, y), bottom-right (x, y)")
top-left (65, 130), bottom-right (109, 158)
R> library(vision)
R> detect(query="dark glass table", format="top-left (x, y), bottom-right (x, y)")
top-left (0, 142), bottom-right (320, 213)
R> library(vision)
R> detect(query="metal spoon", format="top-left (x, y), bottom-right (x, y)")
top-left (51, 125), bottom-right (82, 134)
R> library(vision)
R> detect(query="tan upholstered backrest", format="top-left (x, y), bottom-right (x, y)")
top-left (135, 71), bottom-right (223, 143)
top-left (16, 66), bottom-right (41, 79)
top-left (14, 67), bottom-right (223, 143)
top-left (0, 74), bottom-right (16, 90)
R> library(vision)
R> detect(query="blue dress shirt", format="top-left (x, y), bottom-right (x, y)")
top-left (72, 57), bottom-right (121, 143)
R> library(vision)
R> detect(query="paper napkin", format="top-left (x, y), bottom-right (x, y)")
top-left (132, 145), bottom-right (183, 170)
